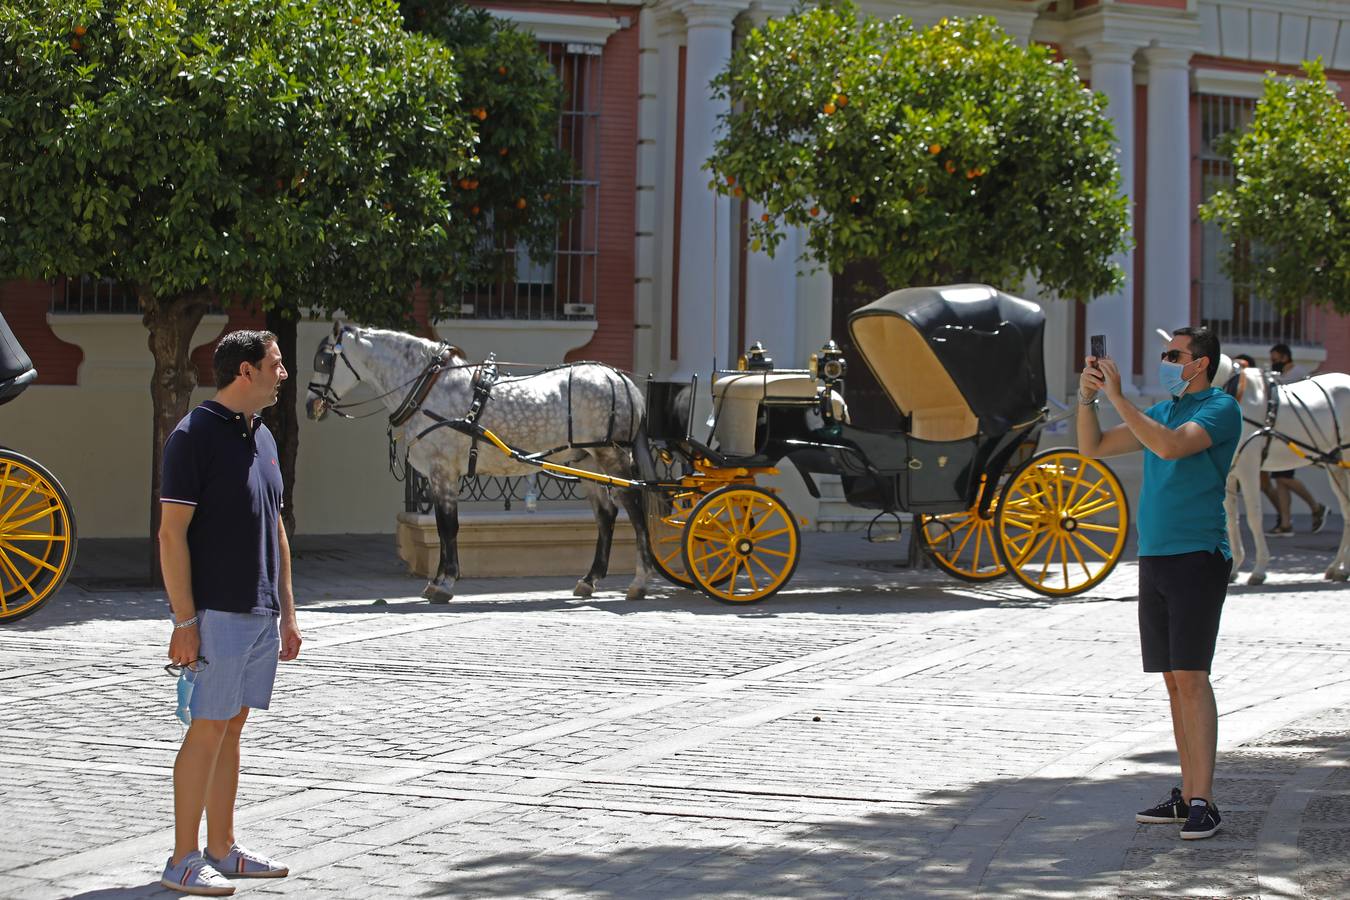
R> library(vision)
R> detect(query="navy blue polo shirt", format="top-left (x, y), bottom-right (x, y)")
top-left (161, 400), bottom-right (283, 615)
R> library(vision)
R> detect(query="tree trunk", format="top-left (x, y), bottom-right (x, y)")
top-left (145, 293), bottom-right (210, 584)
top-left (261, 309), bottom-right (298, 537)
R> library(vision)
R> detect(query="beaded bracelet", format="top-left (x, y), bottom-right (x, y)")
top-left (173, 615), bottom-right (199, 630)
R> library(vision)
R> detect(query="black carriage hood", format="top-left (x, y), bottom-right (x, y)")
top-left (847, 284), bottom-right (1047, 432)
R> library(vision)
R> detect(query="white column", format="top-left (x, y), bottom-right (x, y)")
top-left (1084, 42), bottom-right (1138, 391)
top-left (652, 9), bottom-right (685, 377)
top-left (738, 2), bottom-right (799, 368)
top-left (673, 1), bottom-right (741, 377)
top-left (1143, 46), bottom-right (1194, 392)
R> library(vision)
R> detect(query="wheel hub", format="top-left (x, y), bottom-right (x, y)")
top-left (735, 537), bottom-right (754, 556)
top-left (1060, 515), bottom-right (1078, 532)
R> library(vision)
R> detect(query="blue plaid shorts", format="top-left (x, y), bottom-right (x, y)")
top-left (186, 609), bottom-right (280, 720)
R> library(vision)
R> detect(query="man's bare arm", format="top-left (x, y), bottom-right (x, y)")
top-left (278, 516), bottom-right (302, 661)
top-left (160, 503), bottom-right (199, 666)
top-left (1077, 356), bottom-right (1143, 458)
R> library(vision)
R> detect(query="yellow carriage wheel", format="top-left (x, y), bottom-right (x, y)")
top-left (917, 491), bottom-right (1007, 583)
top-left (644, 490), bottom-right (699, 588)
top-left (994, 449), bottom-right (1128, 597)
top-left (682, 486), bottom-right (799, 603)
top-left (0, 449), bottom-right (77, 623)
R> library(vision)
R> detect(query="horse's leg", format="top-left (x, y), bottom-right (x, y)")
top-left (423, 494), bottom-right (460, 603)
top-left (574, 485), bottom-right (618, 598)
top-left (1237, 452), bottom-right (1270, 585)
top-left (1324, 468), bottom-right (1350, 582)
top-left (1224, 471), bottom-right (1244, 582)
top-left (613, 485), bottom-right (653, 601)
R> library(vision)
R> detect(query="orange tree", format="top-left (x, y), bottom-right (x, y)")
top-left (401, 1), bottom-right (576, 288)
top-left (1200, 61), bottom-right (1350, 315)
top-left (708, 4), bottom-right (1128, 298)
top-left (0, 0), bottom-right (480, 560)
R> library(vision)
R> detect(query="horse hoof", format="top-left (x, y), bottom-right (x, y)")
top-left (1329, 570), bottom-right (1350, 582)
top-left (1228, 571), bottom-right (1239, 584)
top-left (573, 581), bottom-right (594, 598)
top-left (625, 586), bottom-right (646, 602)
top-left (1248, 572), bottom-right (1266, 586)
top-left (423, 584), bottom-right (454, 604)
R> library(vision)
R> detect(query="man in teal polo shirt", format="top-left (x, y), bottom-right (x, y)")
top-left (1077, 326), bottom-right (1241, 840)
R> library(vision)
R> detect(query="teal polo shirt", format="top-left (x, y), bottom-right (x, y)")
top-left (1137, 386), bottom-right (1243, 558)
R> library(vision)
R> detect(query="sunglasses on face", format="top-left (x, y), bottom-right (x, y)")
top-left (1160, 349), bottom-right (1195, 363)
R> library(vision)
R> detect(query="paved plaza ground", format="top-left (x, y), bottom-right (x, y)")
top-left (2, 512), bottom-right (1348, 899)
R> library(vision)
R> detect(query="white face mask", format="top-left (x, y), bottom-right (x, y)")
top-left (1158, 359), bottom-right (1196, 397)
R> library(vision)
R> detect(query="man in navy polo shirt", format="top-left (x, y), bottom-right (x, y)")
top-left (1077, 326), bottom-right (1241, 842)
top-left (159, 330), bottom-right (302, 895)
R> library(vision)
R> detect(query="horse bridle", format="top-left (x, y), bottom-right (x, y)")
top-left (307, 324), bottom-right (366, 418)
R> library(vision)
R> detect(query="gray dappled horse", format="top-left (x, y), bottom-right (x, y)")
top-left (305, 323), bottom-right (654, 601)
top-left (1213, 355), bottom-right (1350, 584)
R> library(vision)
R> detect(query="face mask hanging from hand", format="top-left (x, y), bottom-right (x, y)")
top-left (1158, 360), bottom-right (1194, 398)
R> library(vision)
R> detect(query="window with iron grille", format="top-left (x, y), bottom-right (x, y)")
top-left (1198, 94), bottom-right (1308, 346)
top-left (49, 276), bottom-right (139, 314)
top-left (448, 41), bottom-right (602, 321)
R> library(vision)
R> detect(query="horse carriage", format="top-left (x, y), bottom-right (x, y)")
top-left (640, 284), bottom-right (1129, 602)
top-left (309, 284), bottom-right (1129, 604)
top-left (0, 313), bottom-right (78, 622)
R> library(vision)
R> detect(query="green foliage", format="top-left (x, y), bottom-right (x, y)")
top-left (0, 0), bottom-right (476, 325)
top-left (1199, 60), bottom-right (1350, 315)
top-left (401, 0), bottom-right (576, 289)
top-left (708, 4), bottom-right (1128, 299)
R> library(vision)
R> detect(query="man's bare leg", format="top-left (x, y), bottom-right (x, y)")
top-left (1277, 475), bottom-right (1320, 516)
top-left (1171, 670), bottom-right (1218, 803)
top-left (172, 718), bottom-right (230, 865)
top-left (1163, 672), bottom-right (1193, 799)
top-left (205, 707), bottom-right (250, 861)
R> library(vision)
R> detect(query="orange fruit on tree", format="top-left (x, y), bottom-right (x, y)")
top-left (966, 169), bottom-right (978, 179)
top-left (732, 186), bottom-right (743, 198)
top-left (499, 147), bottom-right (509, 156)
top-left (468, 179), bottom-right (479, 189)
top-left (516, 197), bottom-right (527, 209)
top-left (944, 160), bottom-right (956, 174)
top-left (850, 195), bottom-right (860, 204)
top-left (74, 25), bottom-right (87, 36)
top-left (822, 101), bottom-right (836, 115)
top-left (498, 66), bottom-right (507, 76)
top-left (726, 175), bottom-right (736, 186)
top-left (760, 213), bottom-right (770, 222)
top-left (929, 143), bottom-right (941, 155)
top-left (70, 38), bottom-right (81, 50)
top-left (471, 205), bottom-right (480, 215)
top-left (810, 206), bottom-right (820, 217)
top-left (836, 94), bottom-right (848, 107)
top-left (459, 178), bottom-right (471, 189)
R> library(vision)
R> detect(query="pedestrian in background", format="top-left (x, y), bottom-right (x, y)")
top-left (1077, 326), bottom-right (1241, 840)
top-left (1260, 343), bottom-right (1327, 536)
top-left (159, 330), bottom-right (302, 896)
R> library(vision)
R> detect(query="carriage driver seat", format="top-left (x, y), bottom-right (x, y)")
top-left (0, 313), bottom-right (37, 407)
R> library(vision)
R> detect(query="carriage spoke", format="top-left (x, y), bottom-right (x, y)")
top-left (750, 554), bottom-right (780, 581)
top-left (1065, 532), bottom-right (1092, 580)
top-left (1, 503), bottom-right (60, 533)
top-left (1069, 497), bottom-right (1118, 519)
top-left (2, 532), bottom-right (66, 542)
top-left (1074, 521), bottom-right (1122, 534)
top-left (0, 550), bottom-right (39, 604)
top-left (750, 525), bottom-right (792, 540)
top-left (0, 542), bottom-right (62, 574)
top-left (1069, 531), bottom-right (1110, 561)
top-left (743, 558), bottom-right (759, 594)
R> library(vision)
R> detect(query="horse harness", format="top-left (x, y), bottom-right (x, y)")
top-left (410, 360), bottom-right (633, 481)
top-left (1229, 370), bottom-right (1349, 470)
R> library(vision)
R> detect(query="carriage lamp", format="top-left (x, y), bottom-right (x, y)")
top-left (813, 339), bottom-right (847, 384)
top-left (740, 341), bottom-right (774, 371)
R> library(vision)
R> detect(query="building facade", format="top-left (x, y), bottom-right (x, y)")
top-left (4, 0), bottom-right (1349, 536)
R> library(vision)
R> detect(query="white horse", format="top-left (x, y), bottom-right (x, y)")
top-left (1214, 355), bottom-right (1350, 584)
top-left (305, 323), bottom-right (654, 601)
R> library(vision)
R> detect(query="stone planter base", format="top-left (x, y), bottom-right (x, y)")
top-left (396, 510), bottom-right (637, 579)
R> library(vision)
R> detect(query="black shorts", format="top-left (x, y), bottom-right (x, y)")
top-left (1138, 550), bottom-right (1233, 673)
top-left (1271, 470), bottom-right (1296, 480)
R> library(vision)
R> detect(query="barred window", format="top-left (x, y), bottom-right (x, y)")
top-left (449, 41), bottom-right (602, 321)
top-left (1198, 94), bottom-right (1308, 346)
top-left (49, 276), bottom-right (138, 314)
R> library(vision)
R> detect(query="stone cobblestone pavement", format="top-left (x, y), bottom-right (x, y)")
top-left (2, 515), bottom-right (1348, 898)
